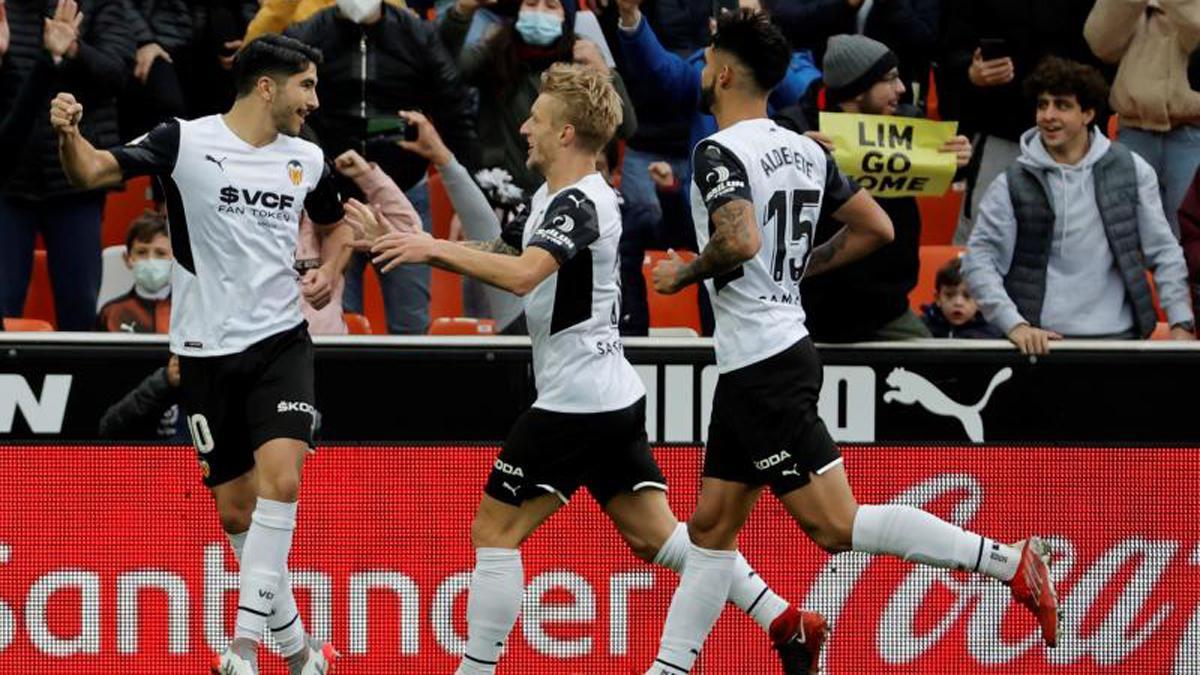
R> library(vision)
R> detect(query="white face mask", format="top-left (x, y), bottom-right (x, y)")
top-left (336, 0), bottom-right (383, 23)
top-left (132, 258), bottom-right (172, 294)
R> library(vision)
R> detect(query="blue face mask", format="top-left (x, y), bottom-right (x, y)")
top-left (515, 10), bottom-right (563, 47)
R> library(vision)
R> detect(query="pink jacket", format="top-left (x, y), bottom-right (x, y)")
top-left (298, 165), bottom-right (422, 334)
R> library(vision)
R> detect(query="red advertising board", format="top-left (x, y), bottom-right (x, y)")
top-left (0, 445), bottom-right (1195, 674)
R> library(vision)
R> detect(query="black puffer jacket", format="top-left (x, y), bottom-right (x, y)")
top-left (941, 0), bottom-right (1104, 141)
top-left (286, 6), bottom-right (479, 192)
top-left (125, 0), bottom-right (193, 53)
top-left (0, 0), bottom-right (135, 199)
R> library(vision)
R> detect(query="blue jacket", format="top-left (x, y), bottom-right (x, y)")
top-left (617, 17), bottom-right (821, 166)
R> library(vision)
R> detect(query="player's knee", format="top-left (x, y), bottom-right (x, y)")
top-left (804, 517), bottom-right (854, 554)
top-left (470, 514), bottom-right (515, 549)
top-left (216, 505), bottom-right (252, 534)
top-left (687, 517), bottom-right (737, 551)
top-left (620, 531), bottom-right (660, 562)
top-left (258, 472), bottom-right (301, 503)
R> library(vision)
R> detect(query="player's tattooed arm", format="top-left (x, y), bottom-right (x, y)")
top-left (664, 199), bottom-right (761, 291)
top-left (461, 238), bottom-right (521, 256)
top-left (804, 190), bottom-right (894, 278)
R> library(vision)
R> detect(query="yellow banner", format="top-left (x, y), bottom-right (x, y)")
top-left (818, 112), bottom-right (958, 198)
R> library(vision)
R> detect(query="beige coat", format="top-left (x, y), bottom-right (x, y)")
top-left (1085, 0), bottom-right (1200, 131)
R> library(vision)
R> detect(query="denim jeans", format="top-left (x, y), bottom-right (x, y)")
top-left (341, 180), bottom-right (433, 334)
top-left (0, 192), bottom-right (105, 330)
top-left (1119, 124), bottom-right (1200, 238)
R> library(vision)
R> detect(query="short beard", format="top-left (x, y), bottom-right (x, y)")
top-left (699, 83), bottom-right (716, 116)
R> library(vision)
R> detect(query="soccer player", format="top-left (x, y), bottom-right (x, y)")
top-left (642, 11), bottom-right (1061, 674)
top-left (52, 34), bottom-right (361, 675)
top-left (369, 62), bottom-right (827, 675)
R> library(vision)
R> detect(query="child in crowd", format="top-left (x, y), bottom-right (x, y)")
top-left (921, 257), bottom-right (1002, 338)
top-left (96, 211), bottom-right (173, 333)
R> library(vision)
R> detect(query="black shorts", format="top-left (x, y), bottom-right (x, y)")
top-left (704, 337), bottom-right (841, 496)
top-left (178, 322), bottom-right (318, 487)
top-left (484, 397), bottom-right (666, 507)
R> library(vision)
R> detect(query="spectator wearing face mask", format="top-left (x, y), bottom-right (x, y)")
top-left (97, 211), bottom-right (173, 333)
top-left (243, 0), bottom-right (408, 43)
top-left (286, 0), bottom-right (479, 335)
top-left (440, 0), bottom-right (638, 194)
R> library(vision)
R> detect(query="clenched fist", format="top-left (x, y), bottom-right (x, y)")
top-left (49, 92), bottom-right (83, 136)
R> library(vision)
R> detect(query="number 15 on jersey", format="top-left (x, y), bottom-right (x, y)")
top-left (767, 189), bottom-right (820, 284)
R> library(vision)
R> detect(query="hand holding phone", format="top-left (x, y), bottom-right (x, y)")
top-left (365, 116), bottom-right (419, 144)
top-left (970, 41), bottom-right (1014, 88)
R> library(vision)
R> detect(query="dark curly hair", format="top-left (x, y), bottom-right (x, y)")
top-left (711, 9), bottom-right (792, 93)
top-left (1023, 56), bottom-right (1110, 116)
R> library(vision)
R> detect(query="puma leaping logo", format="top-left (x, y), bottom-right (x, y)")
top-left (205, 154), bottom-right (228, 172)
top-left (502, 482), bottom-right (519, 497)
top-left (882, 367), bottom-right (1013, 443)
top-left (781, 465), bottom-right (801, 478)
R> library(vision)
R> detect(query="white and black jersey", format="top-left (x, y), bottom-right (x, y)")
top-left (691, 118), bottom-right (859, 372)
top-left (500, 173), bottom-right (644, 413)
top-left (109, 115), bottom-right (344, 357)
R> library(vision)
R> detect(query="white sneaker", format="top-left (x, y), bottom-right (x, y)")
top-left (211, 648), bottom-right (259, 675)
top-left (299, 639), bottom-right (340, 675)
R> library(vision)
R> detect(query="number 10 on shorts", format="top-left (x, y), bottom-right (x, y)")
top-left (187, 414), bottom-right (214, 454)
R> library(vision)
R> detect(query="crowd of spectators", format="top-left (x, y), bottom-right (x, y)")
top-left (1, 0), bottom-right (1198, 356)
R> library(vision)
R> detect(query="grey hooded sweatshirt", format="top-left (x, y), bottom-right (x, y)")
top-left (962, 127), bottom-right (1192, 336)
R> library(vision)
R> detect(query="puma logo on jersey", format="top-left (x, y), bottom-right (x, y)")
top-left (565, 193), bottom-right (586, 208)
top-left (502, 482), bottom-right (520, 497)
top-left (754, 450), bottom-right (792, 471)
top-left (205, 154), bottom-right (227, 172)
top-left (781, 465), bottom-right (801, 477)
top-left (493, 459), bottom-right (524, 477)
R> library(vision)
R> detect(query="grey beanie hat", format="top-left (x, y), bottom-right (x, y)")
top-left (823, 34), bottom-right (899, 103)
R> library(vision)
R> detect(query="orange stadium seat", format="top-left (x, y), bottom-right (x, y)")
top-left (910, 245), bottom-right (964, 313)
top-left (22, 249), bottom-right (55, 328)
top-left (642, 250), bottom-right (702, 333)
top-left (102, 177), bottom-right (155, 248)
top-left (917, 187), bottom-right (964, 245)
top-left (429, 317), bottom-right (496, 335)
top-left (3, 317), bottom-right (54, 332)
top-left (342, 312), bottom-right (372, 335)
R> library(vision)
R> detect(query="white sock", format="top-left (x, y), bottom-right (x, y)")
top-left (649, 544), bottom-right (737, 674)
top-left (851, 504), bottom-right (1020, 582)
top-left (234, 498), bottom-right (297, 644)
top-left (227, 531), bottom-right (309, 656)
top-left (654, 523), bottom-right (788, 633)
top-left (456, 548), bottom-right (523, 675)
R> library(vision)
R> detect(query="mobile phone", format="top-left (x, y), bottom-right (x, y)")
top-left (365, 116), bottom-right (419, 143)
top-left (979, 38), bottom-right (1008, 62)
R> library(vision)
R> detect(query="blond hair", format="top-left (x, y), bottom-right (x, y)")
top-left (539, 62), bottom-right (623, 153)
